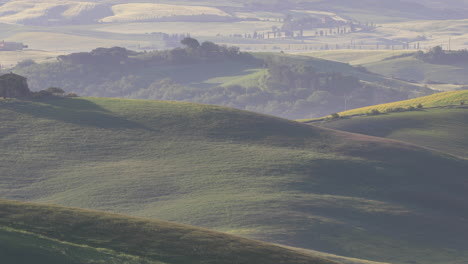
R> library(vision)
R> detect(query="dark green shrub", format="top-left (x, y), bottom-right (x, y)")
top-left (367, 109), bottom-right (381, 115)
top-left (46, 87), bottom-right (65, 95)
top-left (66, 93), bottom-right (79, 97)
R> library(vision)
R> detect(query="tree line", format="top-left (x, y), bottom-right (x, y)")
top-left (415, 46), bottom-right (468, 64)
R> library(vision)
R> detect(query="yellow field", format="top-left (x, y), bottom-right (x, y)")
top-left (5, 32), bottom-right (151, 52)
top-left (95, 21), bottom-right (282, 36)
top-left (338, 90), bottom-right (468, 116)
top-left (0, 1), bottom-right (97, 24)
top-left (100, 3), bottom-right (230, 23)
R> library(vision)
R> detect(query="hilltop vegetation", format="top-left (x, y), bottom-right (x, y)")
top-left (12, 41), bottom-right (433, 119)
top-left (0, 97), bottom-right (467, 264)
top-left (0, 199), bottom-right (337, 264)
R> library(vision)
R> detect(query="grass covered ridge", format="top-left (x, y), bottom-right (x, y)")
top-left (0, 97), bottom-right (467, 264)
top-left (0, 199), bottom-right (337, 264)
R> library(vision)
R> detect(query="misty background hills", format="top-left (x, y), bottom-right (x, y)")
top-left (1, 0), bottom-right (468, 26)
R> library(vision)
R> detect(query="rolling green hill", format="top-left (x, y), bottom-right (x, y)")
top-left (1, 97), bottom-right (467, 264)
top-left (306, 91), bottom-right (468, 158)
top-left (315, 107), bottom-right (468, 159)
top-left (0, 199), bottom-right (338, 264)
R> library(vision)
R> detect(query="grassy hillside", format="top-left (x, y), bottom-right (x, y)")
top-left (0, 199), bottom-right (337, 264)
top-left (0, 97), bottom-right (467, 264)
top-left (330, 90), bottom-right (468, 116)
top-left (315, 107), bottom-right (468, 158)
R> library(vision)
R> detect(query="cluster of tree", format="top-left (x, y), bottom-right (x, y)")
top-left (0, 72), bottom-right (74, 100)
top-left (415, 46), bottom-right (468, 64)
top-left (56, 39), bottom-right (257, 67)
top-left (57, 47), bottom-right (138, 65)
top-left (266, 61), bottom-right (360, 96)
top-left (0, 73), bottom-right (30, 99)
top-left (162, 33), bottom-right (193, 48)
top-left (363, 104), bottom-right (424, 116)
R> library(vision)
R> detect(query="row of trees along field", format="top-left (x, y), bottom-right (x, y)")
top-left (11, 38), bottom-right (430, 119)
top-left (415, 46), bottom-right (468, 64)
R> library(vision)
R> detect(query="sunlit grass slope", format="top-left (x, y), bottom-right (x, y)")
top-left (1, 97), bottom-right (468, 264)
top-left (335, 90), bottom-right (468, 116)
top-left (316, 107), bottom-right (468, 158)
top-left (0, 199), bottom-right (336, 264)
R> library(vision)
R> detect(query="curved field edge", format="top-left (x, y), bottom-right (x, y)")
top-left (314, 107), bottom-right (468, 159)
top-left (0, 199), bottom-right (337, 264)
top-left (301, 90), bottom-right (468, 120)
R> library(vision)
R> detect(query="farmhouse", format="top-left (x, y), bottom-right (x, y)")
top-left (0, 41), bottom-right (28, 51)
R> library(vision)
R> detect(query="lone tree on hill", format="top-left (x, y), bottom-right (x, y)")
top-left (181, 37), bottom-right (200, 49)
top-left (0, 73), bottom-right (31, 99)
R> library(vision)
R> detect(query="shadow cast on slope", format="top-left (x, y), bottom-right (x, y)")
top-left (2, 98), bottom-right (155, 131)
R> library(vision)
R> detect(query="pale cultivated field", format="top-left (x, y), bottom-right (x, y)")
top-left (234, 11), bottom-right (284, 20)
top-left (375, 19), bottom-right (468, 50)
top-left (95, 21), bottom-right (283, 36)
top-left (297, 50), bottom-right (414, 65)
top-left (0, 50), bottom-right (63, 68)
top-left (0, 0), bottom-right (97, 24)
top-left (100, 3), bottom-right (230, 23)
top-left (5, 32), bottom-right (151, 52)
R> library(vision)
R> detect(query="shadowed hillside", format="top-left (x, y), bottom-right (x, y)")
top-left (0, 97), bottom-right (467, 264)
top-left (0, 199), bottom-right (338, 264)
